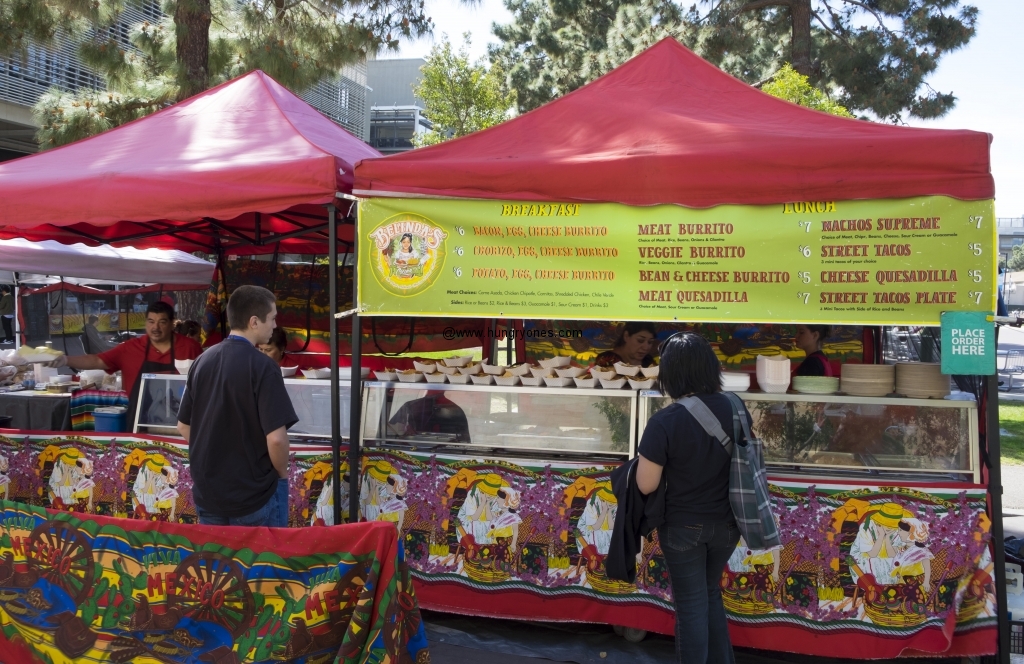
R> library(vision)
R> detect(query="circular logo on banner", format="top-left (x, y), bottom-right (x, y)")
top-left (368, 213), bottom-right (448, 296)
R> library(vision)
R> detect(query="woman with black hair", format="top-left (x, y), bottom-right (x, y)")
top-left (793, 324), bottom-right (833, 377)
top-left (636, 332), bottom-right (747, 664)
top-left (593, 321), bottom-right (657, 367)
top-left (258, 327), bottom-right (293, 366)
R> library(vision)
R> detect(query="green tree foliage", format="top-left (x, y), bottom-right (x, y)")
top-left (762, 63), bottom-right (852, 117)
top-left (1, 0), bottom-right (431, 148)
top-left (491, 0), bottom-right (977, 122)
top-left (1008, 245), bottom-right (1024, 273)
top-left (413, 34), bottom-right (512, 146)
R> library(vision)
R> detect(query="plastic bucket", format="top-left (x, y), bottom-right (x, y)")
top-left (93, 410), bottom-right (127, 433)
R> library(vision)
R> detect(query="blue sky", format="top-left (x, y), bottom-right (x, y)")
top-left (388, 1), bottom-right (1021, 218)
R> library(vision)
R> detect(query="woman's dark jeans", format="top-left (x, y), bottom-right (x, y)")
top-left (659, 522), bottom-right (741, 664)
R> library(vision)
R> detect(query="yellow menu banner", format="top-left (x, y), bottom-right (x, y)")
top-left (357, 196), bottom-right (996, 325)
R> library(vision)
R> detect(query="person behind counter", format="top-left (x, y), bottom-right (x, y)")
top-left (258, 327), bottom-right (297, 367)
top-left (636, 332), bottom-right (746, 664)
top-left (83, 315), bottom-right (117, 353)
top-left (177, 285), bottom-right (298, 527)
top-left (174, 319), bottom-right (203, 346)
top-left (594, 321), bottom-right (657, 368)
top-left (793, 324), bottom-right (833, 377)
top-left (56, 301), bottom-right (202, 417)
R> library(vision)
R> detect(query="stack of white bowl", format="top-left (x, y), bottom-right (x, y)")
top-left (895, 362), bottom-right (951, 399)
top-left (721, 372), bottom-right (751, 392)
top-left (840, 364), bottom-right (894, 396)
top-left (755, 355), bottom-right (791, 393)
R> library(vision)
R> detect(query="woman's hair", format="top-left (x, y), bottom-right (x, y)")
top-left (658, 332), bottom-right (722, 399)
top-left (174, 319), bottom-right (201, 338)
top-left (805, 324), bottom-right (831, 348)
top-left (400, 233), bottom-right (413, 244)
top-left (612, 321), bottom-right (658, 349)
top-left (267, 327), bottom-right (288, 352)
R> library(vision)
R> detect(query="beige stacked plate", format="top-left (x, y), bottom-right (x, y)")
top-left (895, 362), bottom-right (950, 399)
top-left (840, 364), bottom-right (895, 396)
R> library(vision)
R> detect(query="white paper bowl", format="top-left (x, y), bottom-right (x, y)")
top-left (600, 377), bottom-right (627, 389)
top-left (574, 377), bottom-right (598, 388)
top-left (302, 368), bottom-right (331, 379)
top-left (413, 360), bottom-right (437, 373)
top-left (613, 362), bottom-right (641, 377)
top-left (628, 378), bottom-right (656, 390)
top-left (482, 363), bottom-right (507, 376)
top-left (470, 374), bottom-right (495, 385)
top-left (281, 366), bottom-right (298, 377)
top-left (437, 365), bottom-right (460, 375)
top-left (174, 359), bottom-right (194, 373)
top-left (508, 364), bottom-right (532, 376)
top-left (530, 367), bottom-right (554, 379)
top-left (338, 367), bottom-right (371, 379)
top-left (555, 366), bottom-right (587, 378)
top-left (640, 366), bottom-right (660, 378)
top-left (458, 363), bottom-right (481, 376)
top-left (373, 370), bottom-right (398, 381)
top-left (544, 376), bottom-right (574, 388)
top-left (591, 368), bottom-right (617, 381)
top-left (721, 372), bottom-right (751, 392)
top-left (760, 380), bottom-right (790, 393)
top-left (442, 356), bottom-right (473, 367)
top-left (519, 376), bottom-right (544, 386)
top-left (494, 375), bottom-right (521, 386)
top-left (538, 356), bottom-right (572, 369)
top-left (424, 372), bottom-right (448, 383)
top-left (397, 372), bottom-right (425, 383)
top-left (447, 373), bottom-right (470, 384)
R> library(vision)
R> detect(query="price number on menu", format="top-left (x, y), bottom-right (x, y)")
top-left (797, 292), bottom-right (811, 304)
top-left (968, 215), bottom-right (984, 229)
top-left (797, 271), bottom-right (811, 284)
top-left (798, 221), bottom-right (813, 233)
top-left (798, 245), bottom-right (811, 258)
top-left (969, 270), bottom-right (983, 283)
top-left (453, 267), bottom-right (463, 278)
top-left (967, 291), bottom-right (984, 305)
top-left (968, 243), bottom-right (983, 256)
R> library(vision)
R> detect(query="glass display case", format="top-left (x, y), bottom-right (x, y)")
top-left (360, 382), bottom-right (637, 457)
top-left (638, 391), bottom-right (979, 483)
top-left (135, 374), bottom-right (353, 439)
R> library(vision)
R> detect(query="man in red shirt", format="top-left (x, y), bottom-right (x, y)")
top-left (58, 301), bottom-right (202, 417)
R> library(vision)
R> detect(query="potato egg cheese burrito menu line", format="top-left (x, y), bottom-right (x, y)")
top-left (358, 197), bottom-right (996, 325)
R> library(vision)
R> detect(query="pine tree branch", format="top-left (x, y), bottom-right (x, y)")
top-left (736, 0), bottom-right (791, 13)
top-left (837, 0), bottom-right (899, 41)
top-left (811, 10), bottom-right (852, 49)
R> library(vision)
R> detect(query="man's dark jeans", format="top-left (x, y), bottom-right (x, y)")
top-left (196, 478), bottom-right (289, 527)
top-left (659, 521), bottom-right (741, 664)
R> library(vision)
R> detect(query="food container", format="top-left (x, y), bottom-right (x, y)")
top-left (494, 375), bottom-right (521, 386)
top-left (574, 376), bottom-right (598, 388)
top-left (600, 377), bottom-right (627, 389)
top-left (442, 356), bottom-right (473, 367)
top-left (895, 362), bottom-right (950, 399)
top-left (281, 366), bottom-right (298, 377)
top-left (174, 359), bottom-right (194, 374)
top-left (538, 356), bottom-right (572, 369)
top-left (413, 360), bottom-right (436, 373)
top-left (544, 376), bottom-right (574, 388)
top-left (721, 372), bottom-right (751, 392)
top-left (47, 382), bottom-right (75, 393)
top-left (791, 376), bottom-right (840, 395)
top-left (481, 363), bottom-right (507, 376)
top-left (591, 367), bottom-right (617, 381)
top-left (470, 374), bottom-right (495, 385)
top-left (555, 366), bottom-right (586, 378)
top-left (640, 365), bottom-right (660, 378)
top-left (530, 366), bottom-right (554, 379)
top-left (437, 365), bottom-right (460, 375)
top-left (519, 376), bottom-right (544, 386)
top-left (508, 364), bottom-right (532, 376)
top-left (301, 368), bottom-right (332, 379)
top-left (613, 362), bottom-right (641, 377)
top-left (373, 370), bottom-right (398, 381)
top-left (338, 367), bottom-right (371, 379)
top-left (397, 371), bottom-right (425, 383)
top-left (755, 355), bottom-right (791, 393)
top-left (424, 372), bottom-right (448, 383)
top-left (78, 369), bottom-right (108, 387)
top-left (628, 378), bottom-right (656, 390)
top-left (458, 363), bottom-right (481, 376)
top-left (841, 363), bottom-right (895, 397)
top-left (447, 373), bottom-right (471, 384)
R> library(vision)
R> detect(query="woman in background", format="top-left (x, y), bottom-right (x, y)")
top-left (258, 327), bottom-right (297, 367)
top-left (174, 320), bottom-right (203, 347)
top-left (793, 324), bottom-right (832, 376)
top-left (594, 322), bottom-right (657, 368)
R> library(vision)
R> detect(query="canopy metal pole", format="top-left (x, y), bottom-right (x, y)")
top-left (347, 205), bottom-right (362, 525)
top-left (987, 372), bottom-right (1010, 664)
top-left (329, 204), bottom-right (342, 526)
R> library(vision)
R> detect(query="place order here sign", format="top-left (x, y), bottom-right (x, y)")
top-left (357, 196), bottom-right (997, 325)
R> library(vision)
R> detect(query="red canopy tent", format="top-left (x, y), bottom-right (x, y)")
top-left (0, 69), bottom-right (380, 254)
top-left (354, 38), bottom-right (993, 206)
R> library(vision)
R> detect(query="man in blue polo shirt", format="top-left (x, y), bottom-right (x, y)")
top-left (177, 285), bottom-right (297, 526)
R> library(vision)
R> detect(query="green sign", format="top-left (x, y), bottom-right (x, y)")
top-left (940, 311), bottom-right (995, 375)
top-left (358, 196), bottom-right (996, 325)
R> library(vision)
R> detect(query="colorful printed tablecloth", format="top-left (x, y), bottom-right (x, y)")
top-left (0, 501), bottom-right (427, 664)
top-left (0, 432), bottom-right (996, 658)
top-left (69, 391), bottom-right (129, 432)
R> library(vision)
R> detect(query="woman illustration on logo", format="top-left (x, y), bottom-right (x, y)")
top-left (576, 481), bottom-right (617, 575)
top-left (456, 473), bottom-right (522, 555)
top-left (130, 453), bottom-right (179, 520)
top-left (360, 460), bottom-right (408, 527)
top-left (39, 446), bottom-right (94, 512)
top-left (306, 460), bottom-right (349, 526)
top-left (392, 233), bottom-right (421, 278)
top-left (850, 502), bottom-right (932, 590)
